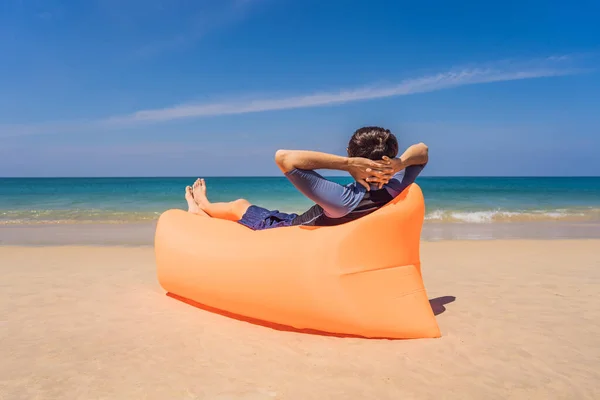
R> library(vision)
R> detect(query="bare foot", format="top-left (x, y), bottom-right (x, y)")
top-left (186, 186), bottom-right (209, 216)
top-left (192, 178), bottom-right (209, 209)
top-left (185, 186), bottom-right (200, 213)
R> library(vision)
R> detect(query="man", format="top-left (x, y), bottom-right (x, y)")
top-left (184, 126), bottom-right (428, 230)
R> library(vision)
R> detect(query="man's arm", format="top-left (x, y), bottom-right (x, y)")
top-left (284, 169), bottom-right (362, 218)
top-left (275, 150), bottom-right (352, 173)
top-left (275, 149), bottom-right (393, 190)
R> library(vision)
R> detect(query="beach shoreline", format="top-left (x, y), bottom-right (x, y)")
top-left (1, 220), bottom-right (599, 246)
top-left (2, 176), bottom-right (600, 227)
top-left (1, 241), bottom-right (599, 399)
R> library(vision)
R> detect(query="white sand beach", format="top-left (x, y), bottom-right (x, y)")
top-left (1, 240), bottom-right (599, 399)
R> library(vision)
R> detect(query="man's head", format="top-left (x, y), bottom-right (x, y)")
top-left (347, 126), bottom-right (398, 160)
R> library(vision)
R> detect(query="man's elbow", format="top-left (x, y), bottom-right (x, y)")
top-left (417, 142), bottom-right (429, 163)
top-left (275, 149), bottom-right (294, 172)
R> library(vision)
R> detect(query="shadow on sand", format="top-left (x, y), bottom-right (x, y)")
top-left (429, 296), bottom-right (456, 316)
top-left (166, 293), bottom-right (456, 339)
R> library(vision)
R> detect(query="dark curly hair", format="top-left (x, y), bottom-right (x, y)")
top-left (347, 126), bottom-right (398, 160)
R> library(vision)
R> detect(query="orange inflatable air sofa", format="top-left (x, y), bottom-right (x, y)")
top-left (155, 183), bottom-right (440, 339)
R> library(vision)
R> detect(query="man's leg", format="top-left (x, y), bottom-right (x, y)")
top-left (192, 178), bottom-right (251, 221)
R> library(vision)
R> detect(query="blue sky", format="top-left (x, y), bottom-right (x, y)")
top-left (1, 0), bottom-right (599, 177)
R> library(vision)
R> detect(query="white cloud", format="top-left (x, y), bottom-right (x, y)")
top-left (109, 56), bottom-right (583, 123)
top-left (0, 55), bottom-right (587, 137)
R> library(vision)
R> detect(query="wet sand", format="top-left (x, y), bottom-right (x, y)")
top-left (1, 220), bottom-right (599, 246)
top-left (1, 241), bottom-right (599, 399)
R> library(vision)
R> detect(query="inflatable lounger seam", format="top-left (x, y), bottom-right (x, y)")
top-left (341, 263), bottom-right (420, 277)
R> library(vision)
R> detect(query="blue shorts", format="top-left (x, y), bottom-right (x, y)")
top-left (237, 205), bottom-right (299, 231)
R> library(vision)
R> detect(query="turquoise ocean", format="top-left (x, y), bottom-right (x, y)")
top-left (1, 177), bottom-right (599, 225)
